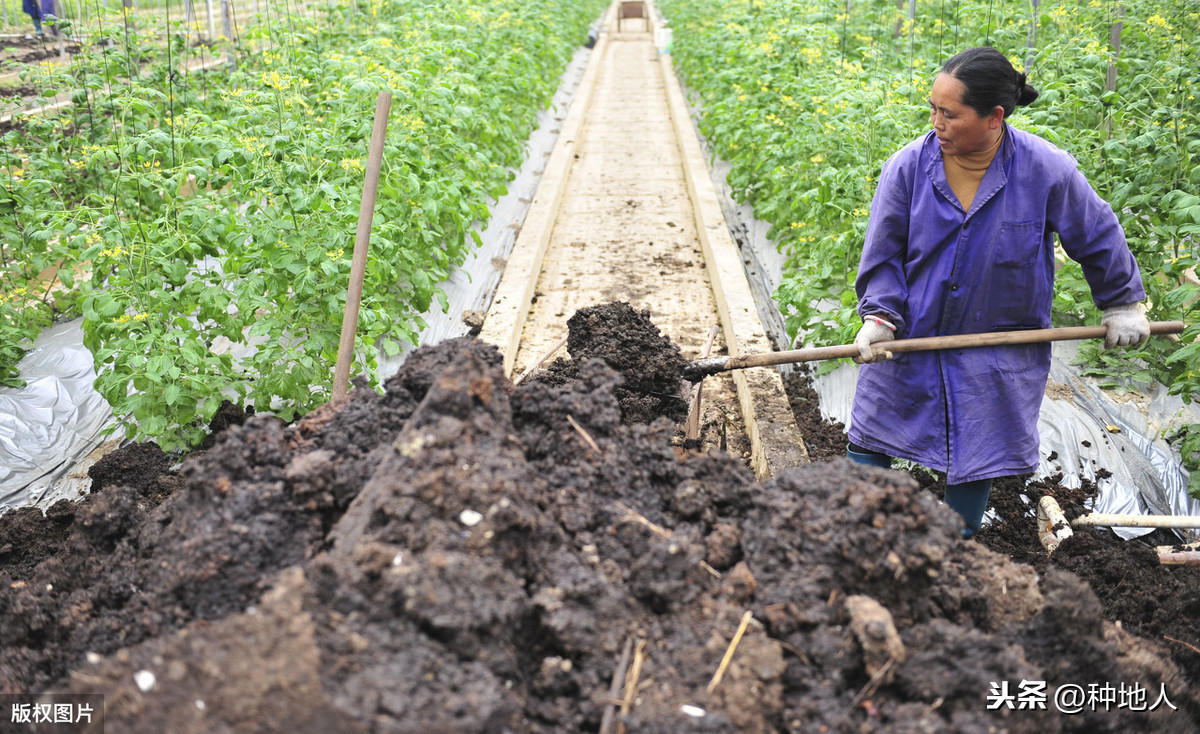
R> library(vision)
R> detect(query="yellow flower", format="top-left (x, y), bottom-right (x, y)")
top-left (1146, 14), bottom-right (1170, 29)
top-left (262, 71), bottom-right (293, 91)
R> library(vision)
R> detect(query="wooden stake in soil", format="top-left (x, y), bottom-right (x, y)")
top-left (332, 90), bottom-right (391, 400)
top-left (707, 611), bottom-right (753, 694)
top-left (1036, 495), bottom-right (1073, 553)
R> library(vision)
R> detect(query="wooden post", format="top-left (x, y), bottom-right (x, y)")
top-left (1103, 4), bottom-right (1123, 139)
top-left (332, 91), bottom-right (392, 400)
top-left (221, 0), bottom-right (234, 67)
top-left (1025, 0), bottom-right (1039, 70)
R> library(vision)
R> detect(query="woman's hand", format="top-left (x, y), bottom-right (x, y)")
top-left (1101, 302), bottom-right (1150, 349)
top-left (854, 315), bottom-right (896, 363)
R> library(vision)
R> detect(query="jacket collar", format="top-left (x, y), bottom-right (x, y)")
top-left (922, 125), bottom-right (1013, 218)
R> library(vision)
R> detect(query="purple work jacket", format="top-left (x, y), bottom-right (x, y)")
top-left (849, 125), bottom-right (1145, 484)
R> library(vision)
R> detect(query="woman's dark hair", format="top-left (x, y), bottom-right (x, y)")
top-left (941, 46), bottom-right (1040, 118)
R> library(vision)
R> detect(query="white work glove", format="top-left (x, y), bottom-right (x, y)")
top-left (1101, 302), bottom-right (1150, 349)
top-left (854, 315), bottom-right (896, 363)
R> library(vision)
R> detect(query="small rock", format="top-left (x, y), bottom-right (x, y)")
top-left (133, 670), bottom-right (156, 692)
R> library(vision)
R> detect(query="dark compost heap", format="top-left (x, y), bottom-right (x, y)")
top-left (2, 302), bottom-right (1198, 733)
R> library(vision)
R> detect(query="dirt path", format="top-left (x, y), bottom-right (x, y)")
top-left (482, 10), bottom-right (806, 476)
top-left (514, 30), bottom-right (714, 367)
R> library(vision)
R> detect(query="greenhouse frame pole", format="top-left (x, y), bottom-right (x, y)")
top-left (221, 0), bottom-right (234, 68)
top-left (1025, 0), bottom-right (1039, 71)
top-left (1104, 4), bottom-right (1123, 139)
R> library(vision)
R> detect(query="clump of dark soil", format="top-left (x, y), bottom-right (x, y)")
top-left (536, 301), bottom-right (690, 425)
top-left (1, 310), bottom-right (1198, 732)
top-left (784, 364), bottom-right (1200, 710)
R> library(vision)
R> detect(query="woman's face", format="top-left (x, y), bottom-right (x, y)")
top-left (929, 73), bottom-right (1004, 156)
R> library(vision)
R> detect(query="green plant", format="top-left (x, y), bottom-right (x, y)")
top-left (3, 0), bottom-right (605, 448)
top-left (660, 0), bottom-right (1200, 390)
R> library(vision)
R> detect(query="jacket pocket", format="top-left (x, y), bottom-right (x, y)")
top-left (987, 220), bottom-right (1050, 329)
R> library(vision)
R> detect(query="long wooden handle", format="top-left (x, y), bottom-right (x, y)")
top-left (684, 321), bottom-right (1185, 379)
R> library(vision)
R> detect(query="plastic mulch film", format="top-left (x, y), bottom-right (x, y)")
top-left (0, 319), bottom-right (118, 514)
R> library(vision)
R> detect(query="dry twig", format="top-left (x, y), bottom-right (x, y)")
top-left (615, 502), bottom-right (671, 537)
top-left (599, 638), bottom-right (634, 734)
top-left (849, 657), bottom-right (896, 707)
top-left (1164, 635), bottom-right (1200, 655)
top-left (618, 639), bottom-right (647, 734)
top-left (512, 334), bottom-right (568, 387)
top-left (707, 611), bottom-right (754, 694)
top-left (567, 414), bottom-right (601, 453)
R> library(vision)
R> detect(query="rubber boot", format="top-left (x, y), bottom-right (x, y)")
top-left (847, 443), bottom-right (891, 469)
top-left (943, 479), bottom-right (993, 539)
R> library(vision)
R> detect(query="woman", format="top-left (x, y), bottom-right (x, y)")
top-left (848, 46), bottom-right (1150, 537)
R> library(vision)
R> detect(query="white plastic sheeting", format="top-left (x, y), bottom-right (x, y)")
top-left (0, 320), bottom-right (118, 514)
top-left (0, 45), bottom-right (595, 514)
